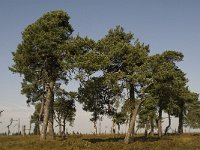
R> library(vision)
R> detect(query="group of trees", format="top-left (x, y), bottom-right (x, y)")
top-left (10, 10), bottom-right (199, 143)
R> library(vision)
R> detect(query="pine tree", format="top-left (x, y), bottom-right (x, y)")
top-left (10, 10), bottom-right (75, 140)
top-left (97, 26), bottom-right (150, 143)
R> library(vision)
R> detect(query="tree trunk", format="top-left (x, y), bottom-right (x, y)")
top-left (112, 118), bottom-right (116, 134)
top-left (22, 125), bottom-right (25, 136)
top-left (29, 121), bottom-right (31, 135)
top-left (62, 118), bottom-right (66, 139)
top-left (34, 122), bottom-right (40, 135)
top-left (93, 121), bottom-right (97, 134)
top-left (124, 83), bottom-right (150, 143)
top-left (48, 96), bottom-right (55, 139)
top-left (149, 116), bottom-right (154, 136)
top-left (178, 105), bottom-right (184, 134)
top-left (124, 100), bottom-right (142, 144)
top-left (164, 112), bottom-right (171, 135)
top-left (144, 122), bottom-right (148, 138)
top-left (40, 81), bottom-right (54, 140)
top-left (158, 107), bottom-right (162, 137)
top-left (39, 96), bottom-right (45, 122)
top-left (124, 84), bottom-right (135, 143)
top-left (118, 124), bottom-right (120, 134)
top-left (99, 120), bottom-right (101, 134)
top-left (129, 84), bottom-right (135, 136)
top-left (58, 117), bottom-right (62, 136)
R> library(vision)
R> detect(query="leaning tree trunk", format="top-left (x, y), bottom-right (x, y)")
top-left (124, 100), bottom-right (142, 144)
top-left (164, 111), bottom-right (171, 135)
top-left (124, 83), bottom-right (151, 143)
top-left (40, 81), bottom-right (54, 140)
top-left (178, 105), bottom-right (184, 134)
top-left (128, 114), bottom-right (135, 136)
top-left (158, 107), bottom-right (163, 137)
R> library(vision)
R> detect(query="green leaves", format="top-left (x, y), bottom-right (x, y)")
top-left (10, 10), bottom-right (199, 138)
top-left (10, 10), bottom-right (74, 84)
top-left (10, 10), bottom-right (78, 106)
top-left (54, 88), bottom-right (76, 126)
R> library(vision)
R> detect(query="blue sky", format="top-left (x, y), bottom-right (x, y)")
top-left (0, 0), bottom-right (200, 133)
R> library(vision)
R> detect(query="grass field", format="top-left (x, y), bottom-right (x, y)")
top-left (0, 133), bottom-right (200, 150)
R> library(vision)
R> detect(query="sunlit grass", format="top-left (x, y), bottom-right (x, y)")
top-left (0, 133), bottom-right (200, 150)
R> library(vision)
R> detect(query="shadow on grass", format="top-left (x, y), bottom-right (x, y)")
top-left (83, 137), bottom-right (124, 143)
top-left (83, 136), bottom-right (164, 143)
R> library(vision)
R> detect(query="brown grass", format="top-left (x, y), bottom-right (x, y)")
top-left (0, 133), bottom-right (200, 150)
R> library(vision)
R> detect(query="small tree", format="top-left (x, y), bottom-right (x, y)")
top-left (137, 95), bottom-right (157, 137)
top-left (176, 88), bottom-right (199, 133)
top-left (31, 103), bottom-right (41, 135)
top-left (113, 111), bottom-right (127, 134)
top-left (54, 88), bottom-right (76, 138)
top-left (185, 100), bottom-right (200, 129)
top-left (78, 77), bottom-right (121, 134)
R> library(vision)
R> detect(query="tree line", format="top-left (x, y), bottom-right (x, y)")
top-left (9, 10), bottom-right (200, 143)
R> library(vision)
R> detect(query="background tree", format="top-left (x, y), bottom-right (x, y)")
top-left (54, 87), bottom-right (76, 138)
top-left (31, 103), bottom-right (41, 135)
top-left (78, 77), bottom-right (121, 134)
top-left (147, 51), bottom-right (186, 137)
top-left (112, 111), bottom-right (127, 134)
top-left (136, 95), bottom-right (157, 137)
top-left (176, 87), bottom-right (199, 133)
top-left (185, 100), bottom-right (200, 129)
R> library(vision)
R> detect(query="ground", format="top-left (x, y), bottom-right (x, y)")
top-left (0, 133), bottom-right (200, 150)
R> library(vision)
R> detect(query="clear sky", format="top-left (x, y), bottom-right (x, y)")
top-left (0, 0), bottom-right (200, 134)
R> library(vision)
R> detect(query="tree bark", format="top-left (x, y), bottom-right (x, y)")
top-left (61, 119), bottom-right (66, 139)
top-left (40, 81), bottom-right (54, 140)
top-left (58, 117), bottom-right (62, 136)
top-left (124, 84), bottom-right (135, 143)
top-left (149, 116), bottom-right (154, 136)
top-left (29, 121), bottom-right (31, 135)
top-left (34, 122), bottom-right (40, 135)
top-left (144, 122), bottom-right (148, 138)
top-left (48, 92), bottom-right (55, 139)
top-left (124, 100), bottom-right (142, 144)
top-left (93, 121), bottom-right (97, 134)
top-left (158, 107), bottom-right (162, 137)
top-left (164, 112), bottom-right (171, 135)
top-left (117, 124), bottom-right (120, 134)
top-left (39, 92), bottom-right (45, 122)
top-left (178, 105), bottom-right (184, 134)
top-left (124, 83), bottom-right (150, 143)
top-left (112, 118), bottom-right (116, 134)
top-left (48, 113), bottom-right (55, 139)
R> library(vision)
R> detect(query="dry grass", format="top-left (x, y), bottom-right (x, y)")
top-left (0, 133), bottom-right (200, 150)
